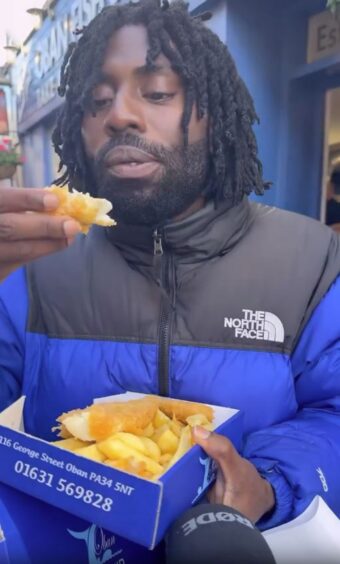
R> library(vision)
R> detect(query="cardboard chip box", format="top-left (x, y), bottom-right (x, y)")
top-left (0, 392), bottom-right (243, 549)
top-left (0, 481), bottom-right (163, 563)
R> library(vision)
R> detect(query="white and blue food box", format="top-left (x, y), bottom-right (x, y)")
top-left (0, 481), bottom-right (162, 563)
top-left (0, 392), bottom-right (243, 550)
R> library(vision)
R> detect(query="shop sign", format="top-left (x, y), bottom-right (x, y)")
top-left (15, 0), bottom-right (109, 131)
top-left (33, 0), bottom-right (107, 81)
top-left (307, 10), bottom-right (340, 64)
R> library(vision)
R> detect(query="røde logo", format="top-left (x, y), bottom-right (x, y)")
top-left (182, 511), bottom-right (254, 536)
top-left (316, 467), bottom-right (329, 492)
top-left (224, 309), bottom-right (285, 343)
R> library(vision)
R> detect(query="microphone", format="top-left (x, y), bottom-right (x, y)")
top-left (165, 503), bottom-right (276, 564)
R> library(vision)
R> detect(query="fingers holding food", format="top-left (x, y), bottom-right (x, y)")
top-left (0, 188), bottom-right (59, 214)
top-left (186, 414), bottom-right (213, 431)
top-left (0, 212), bottom-right (81, 243)
top-left (0, 187), bottom-right (82, 282)
top-left (0, 184), bottom-right (116, 282)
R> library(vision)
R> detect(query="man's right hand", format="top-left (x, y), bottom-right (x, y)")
top-left (0, 188), bottom-right (81, 282)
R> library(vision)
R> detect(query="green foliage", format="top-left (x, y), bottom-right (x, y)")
top-left (0, 150), bottom-right (20, 167)
top-left (327, 0), bottom-right (340, 13)
top-left (0, 137), bottom-right (21, 167)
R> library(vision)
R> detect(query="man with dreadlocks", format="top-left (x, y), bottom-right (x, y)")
top-left (0, 0), bottom-right (340, 556)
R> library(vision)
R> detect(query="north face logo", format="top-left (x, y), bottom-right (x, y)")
top-left (224, 309), bottom-right (284, 343)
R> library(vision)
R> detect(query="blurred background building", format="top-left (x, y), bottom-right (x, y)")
top-left (1, 0), bottom-right (340, 225)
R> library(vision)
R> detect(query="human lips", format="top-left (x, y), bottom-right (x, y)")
top-left (104, 146), bottom-right (162, 179)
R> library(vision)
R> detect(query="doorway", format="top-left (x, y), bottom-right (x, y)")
top-left (321, 87), bottom-right (340, 232)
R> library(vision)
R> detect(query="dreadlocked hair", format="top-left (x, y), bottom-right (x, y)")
top-left (52, 0), bottom-right (269, 204)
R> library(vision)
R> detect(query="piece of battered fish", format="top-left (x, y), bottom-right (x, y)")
top-left (46, 185), bottom-right (116, 234)
top-left (55, 396), bottom-right (213, 441)
top-left (150, 396), bottom-right (213, 424)
top-left (56, 398), bottom-right (158, 441)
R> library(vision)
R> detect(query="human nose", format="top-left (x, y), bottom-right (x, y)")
top-left (104, 90), bottom-right (146, 135)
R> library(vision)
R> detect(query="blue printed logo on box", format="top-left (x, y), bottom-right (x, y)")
top-left (68, 525), bottom-right (123, 564)
top-left (192, 456), bottom-right (218, 504)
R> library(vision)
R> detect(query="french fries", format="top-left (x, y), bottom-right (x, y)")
top-left (53, 397), bottom-right (214, 481)
top-left (75, 444), bottom-right (106, 463)
top-left (52, 437), bottom-right (90, 450)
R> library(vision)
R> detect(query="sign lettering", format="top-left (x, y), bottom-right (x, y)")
top-left (16, 0), bottom-right (108, 129)
top-left (307, 10), bottom-right (340, 64)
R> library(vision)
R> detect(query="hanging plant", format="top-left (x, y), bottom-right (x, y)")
top-left (0, 137), bottom-right (22, 166)
top-left (0, 137), bottom-right (23, 180)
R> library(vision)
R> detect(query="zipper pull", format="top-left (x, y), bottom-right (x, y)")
top-left (153, 229), bottom-right (163, 256)
top-left (153, 228), bottom-right (164, 289)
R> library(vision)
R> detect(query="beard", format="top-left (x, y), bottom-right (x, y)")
top-left (89, 133), bottom-right (210, 226)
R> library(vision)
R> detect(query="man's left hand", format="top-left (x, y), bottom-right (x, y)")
top-left (193, 426), bottom-right (275, 523)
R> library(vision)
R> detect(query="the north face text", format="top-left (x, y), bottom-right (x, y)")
top-left (224, 309), bottom-right (284, 343)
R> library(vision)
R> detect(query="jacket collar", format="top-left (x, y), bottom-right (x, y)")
top-left (105, 196), bottom-right (252, 265)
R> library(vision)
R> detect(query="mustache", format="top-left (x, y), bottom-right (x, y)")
top-left (95, 133), bottom-right (178, 167)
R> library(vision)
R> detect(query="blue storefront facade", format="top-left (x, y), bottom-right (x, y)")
top-left (9, 0), bottom-right (340, 222)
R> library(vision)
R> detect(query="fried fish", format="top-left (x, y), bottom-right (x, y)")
top-left (46, 185), bottom-right (116, 234)
top-left (56, 398), bottom-right (159, 441)
top-left (55, 396), bottom-right (213, 442)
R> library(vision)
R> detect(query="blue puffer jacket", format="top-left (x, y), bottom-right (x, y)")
top-left (1, 198), bottom-right (340, 531)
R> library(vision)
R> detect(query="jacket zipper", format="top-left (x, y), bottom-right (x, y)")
top-left (153, 228), bottom-right (174, 397)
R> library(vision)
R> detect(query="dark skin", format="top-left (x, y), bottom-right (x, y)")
top-left (81, 24), bottom-right (275, 523)
top-left (81, 25), bottom-right (206, 221)
top-left (0, 189), bottom-right (81, 282)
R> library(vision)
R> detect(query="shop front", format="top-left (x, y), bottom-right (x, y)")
top-left (279, 0), bottom-right (340, 228)
top-left (216, 0), bottom-right (340, 226)
top-left (11, 0), bottom-right (108, 187)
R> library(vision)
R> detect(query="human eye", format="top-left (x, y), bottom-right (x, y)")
top-left (92, 97), bottom-right (113, 111)
top-left (90, 83), bottom-right (114, 112)
top-left (145, 91), bottom-right (176, 103)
